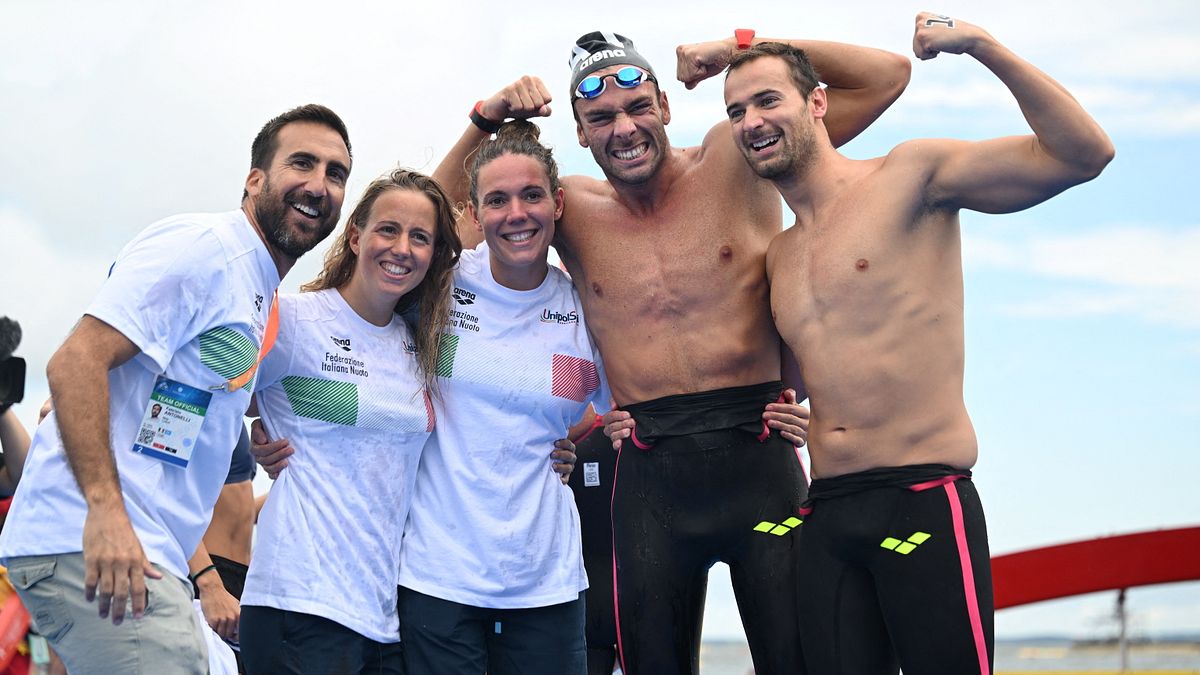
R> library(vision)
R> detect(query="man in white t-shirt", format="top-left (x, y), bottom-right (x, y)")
top-left (0, 104), bottom-right (353, 674)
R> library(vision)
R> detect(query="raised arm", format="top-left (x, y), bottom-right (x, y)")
top-left (677, 33), bottom-right (910, 146)
top-left (913, 12), bottom-right (1115, 213)
top-left (432, 77), bottom-right (554, 249)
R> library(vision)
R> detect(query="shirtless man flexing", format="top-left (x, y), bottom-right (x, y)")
top-left (718, 13), bottom-right (1113, 674)
top-left (436, 30), bottom-right (909, 675)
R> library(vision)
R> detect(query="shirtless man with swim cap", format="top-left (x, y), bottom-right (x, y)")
top-left (717, 13), bottom-right (1113, 674)
top-left (436, 30), bottom-right (910, 675)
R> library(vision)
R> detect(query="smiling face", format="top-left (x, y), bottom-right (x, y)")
top-left (469, 153), bottom-right (564, 291)
top-left (724, 56), bottom-right (826, 182)
top-left (348, 188), bottom-right (437, 311)
top-left (574, 65), bottom-right (671, 186)
top-left (245, 120), bottom-right (352, 261)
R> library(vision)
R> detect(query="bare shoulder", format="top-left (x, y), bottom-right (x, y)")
top-left (881, 137), bottom-right (982, 209)
top-left (765, 228), bottom-right (784, 279)
top-left (558, 174), bottom-right (614, 251)
top-left (698, 118), bottom-right (756, 177)
top-left (884, 137), bottom-right (963, 169)
top-left (693, 119), bottom-right (780, 221)
top-left (699, 118), bottom-right (732, 152)
top-left (561, 173), bottom-right (608, 196)
top-left (560, 174), bottom-right (613, 225)
top-left (873, 138), bottom-right (957, 189)
top-left (765, 223), bottom-right (801, 279)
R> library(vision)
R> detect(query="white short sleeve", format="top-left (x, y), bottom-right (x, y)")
top-left (86, 227), bottom-right (225, 372)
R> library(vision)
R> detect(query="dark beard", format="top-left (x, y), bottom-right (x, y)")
top-left (254, 181), bottom-right (338, 259)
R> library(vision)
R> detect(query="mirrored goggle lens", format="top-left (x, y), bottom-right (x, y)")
top-left (613, 66), bottom-right (647, 87)
top-left (576, 77), bottom-right (605, 99)
top-left (575, 67), bottom-right (651, 99)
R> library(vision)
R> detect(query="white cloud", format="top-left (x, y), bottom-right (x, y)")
top-left (963, 236), bottom-right (1025, 267)
top-left (1004, 289), bottom-right (1200, 329)
top-left (965, 226), bottom-right (1200, 328)
top-left (1074, 33), bottom-right (1200, 83)
top-left (892, 78), bottom-right (1200, 137)
top-left (0, 208), bottom-right (108, 371)
top-left (0, 206), bottom-right (113, 431)
top-left (1029, 228), bottom-right (1200, 288)
top-left (1100, 103), bottom-right (1200, 136)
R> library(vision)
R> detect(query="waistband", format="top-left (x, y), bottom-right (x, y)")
top-left (623, 381), bottom-right (783, 448)
top-left (802, 463), bottom-right (972, 510)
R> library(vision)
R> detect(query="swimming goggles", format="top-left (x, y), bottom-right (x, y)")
top-left (574, 66), bottom-right (656, 100)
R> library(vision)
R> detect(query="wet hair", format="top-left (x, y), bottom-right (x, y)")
top-left (303, 168), bottom-right (462, 390)
top-left (727, 42), bottom-right (822, 99)
top-left (468, 120), bottom-right (560, 208)
top-left (241, 104), bottom-right (352, 199)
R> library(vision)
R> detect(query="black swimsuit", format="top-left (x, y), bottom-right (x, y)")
top-left (609, 381), bottom-right (808, 675)
top-left (796, 464), bottom-right (994, 674)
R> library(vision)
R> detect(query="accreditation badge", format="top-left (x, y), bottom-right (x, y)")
top-left (132, 375), bottom-right (212, 468)
top-left (583, 461), bottom-right (601, 487)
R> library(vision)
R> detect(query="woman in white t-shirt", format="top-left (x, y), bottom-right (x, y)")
top-left (394, 121), bottom-right (607, 675)
top-left (239, 168), bottom-right (461, 674)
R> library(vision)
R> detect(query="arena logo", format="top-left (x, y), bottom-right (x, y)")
top-left (330, 335), bottom-right (352, 352)
top-left (574, 48), bottom-right (625, 72)
top-left (540, 309), bottom-right (579, 325)
top-left (452, 287), bottom-right (476, 306)
top-left (402, 340), bottom-right (417, 354)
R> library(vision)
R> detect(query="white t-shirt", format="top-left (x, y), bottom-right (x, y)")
top-left (242, 288), bottom-right (431, 643)
top-left (397, 244), bottom-right (609, 609)
top-left (0, 210), bottom-right (278, 580)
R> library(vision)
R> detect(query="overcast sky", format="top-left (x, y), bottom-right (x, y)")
top-left (2, 0), bottom-right (1197, 641)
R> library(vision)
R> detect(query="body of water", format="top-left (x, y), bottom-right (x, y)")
top-left (688, 639), bottom-right (1200, 674)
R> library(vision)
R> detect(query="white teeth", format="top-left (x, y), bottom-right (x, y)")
top-left (504, 231), bottom-right (535, 243)
top-left (381, 262), bottom-right (411, 275)
top-left (292, 202), bottom-right (319, 217)
top-left (614, 144), bottom-right (648, 161)
top-left (751, 135), bottom-right (780, 151)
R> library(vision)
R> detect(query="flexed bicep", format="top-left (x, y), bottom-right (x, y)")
top-left (923, 135), bottom-right (1097, 213)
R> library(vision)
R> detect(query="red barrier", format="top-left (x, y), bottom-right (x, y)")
top-left (0, 592), bottom-right (30, 671)
top-left (992, 526), bottom-right (1200, 609)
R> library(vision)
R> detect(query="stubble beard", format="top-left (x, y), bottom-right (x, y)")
top-left (747, 124), bottom-right (818, 183)
top-left (593, 124), bottom-right (669, 188)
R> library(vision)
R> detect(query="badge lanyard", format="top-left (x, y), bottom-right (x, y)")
top-left (223, 289), bottom-right (279, 392)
